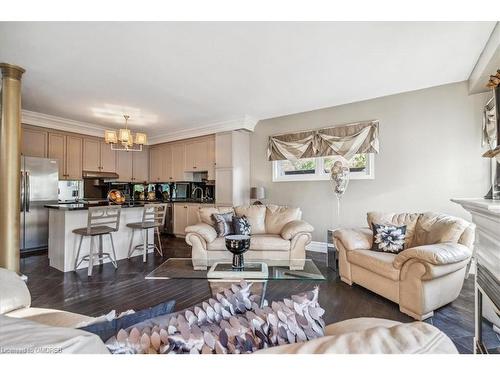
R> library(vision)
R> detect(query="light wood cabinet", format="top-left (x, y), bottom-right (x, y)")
top-left (100, 141), bottom-right (116, 173)
top-left (132, 148), bottom-right (149, 182)
top-left (83, 138), bottom-right (116, 172)
top-left (116, 150), bottom-right (133, 182)
top-left (171, 143), bottom-right (185, 181)
top-left (22, 126), bottom-right (48, 158)
top-left (173, 202), bottom-right (214, 236)
top-left (48, 133), bottom-right (65, 178)
top-left (48, 133), bottom-right (83, 180)
top-left (207, 137), bottom-right (215, 180)
top-left (149, 146), bottom-right (162, 182)
top-left (65, 136), bottom-right (83, 180)
top-left (173, 203), bottom-right (189, 235)
top-left (83, 138), bottom-right (101, 171)
top-left (184, 138), bottom-right (209, 172)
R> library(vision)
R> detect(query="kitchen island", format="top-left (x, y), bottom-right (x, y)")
top-left (46, 203), bottom-right (154, 272)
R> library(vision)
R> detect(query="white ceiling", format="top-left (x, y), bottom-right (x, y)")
top-left (0, 21), bottom-right (495, 138)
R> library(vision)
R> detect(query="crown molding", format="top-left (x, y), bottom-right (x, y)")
top-left (147, 115), bottom-right (258, 144)
top-left (21, 110), bottom-right (258, 144)
top-left (22, 110), bottom-right (107, 138)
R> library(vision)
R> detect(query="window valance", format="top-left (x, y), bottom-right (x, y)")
top-left (267, 120), bottom-right (379, 161)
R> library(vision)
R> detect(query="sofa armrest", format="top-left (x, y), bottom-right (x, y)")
top-left (393, 242), bottom-right (472, 270)
top-left (281, 220), bottom-right (314, 240)
top-left (333, 228), bottom-right (372, 251)
top-left (185, 223), bottom-right (217, 243)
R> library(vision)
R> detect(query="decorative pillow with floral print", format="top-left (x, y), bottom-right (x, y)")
top-left (371, 223), bottom-right (406, 254)
top-left (232, 215), bottom-right (251, 236)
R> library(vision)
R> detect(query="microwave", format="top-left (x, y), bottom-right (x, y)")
top-left (173, 182), bottom-right (190, 199)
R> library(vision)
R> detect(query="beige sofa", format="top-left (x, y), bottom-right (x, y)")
top-left (334, 212), bottom-right (475, 320)
top-left (185, 204), bottom-right (314, 270)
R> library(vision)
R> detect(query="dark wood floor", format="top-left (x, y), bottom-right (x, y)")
top-left (20, 236), bottom-right (499, 354)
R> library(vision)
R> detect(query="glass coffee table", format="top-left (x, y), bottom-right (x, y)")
top-left (146, 258), bottom-right (326, 306)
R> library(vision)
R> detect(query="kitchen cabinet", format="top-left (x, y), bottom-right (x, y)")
top-left (65, 136), bottom-right (83, 180)
top-left (83, 138), bottom-right (100, 171)
top-left (132, 147), bottom-right (149, 182)
top-left (173, 203), bottom-right (189, 235)
top-left (83, 138), bottom-right (116, 172)
top-left (171, 143), bottom-right (185, 181)
top-left (173, 202), bottom-right (214, 236)
top-left (48, 132), bottom-right (82, 180)
top-left (184, 138), bottom-right (209, 172)
top-left (207, 137), bottom-right (215, 180)
top-left (115, 150), bottom-right (133, 182)
top-left (149, 146), bottom-right (162, 182)
top-left (22, 126), bottom-right (48, 158)
top-left (115, 148), bottom-right (150, 182)
top-left (100, 141), bottom-right (116, 173)
top-left (48, 133), bottom-right (65, 178)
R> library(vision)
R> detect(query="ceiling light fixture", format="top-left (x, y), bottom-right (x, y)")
top-left (104, 115), bottom-right (147, 152)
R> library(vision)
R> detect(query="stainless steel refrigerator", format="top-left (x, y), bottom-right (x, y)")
top-left (20, 156), bottom-right (59, 254)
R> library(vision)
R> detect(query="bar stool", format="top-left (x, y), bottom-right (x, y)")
top-left (73, 205), bottom-right (121, 276)
top-left (127, 203), bottom-right (167, 262)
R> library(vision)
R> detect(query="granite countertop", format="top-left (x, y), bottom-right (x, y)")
top-left (45, 202), bottom-right (148, 211)
top-left (47, 198), bottom-right (215, 210)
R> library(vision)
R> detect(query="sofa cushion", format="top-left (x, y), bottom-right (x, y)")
top-left (5, 307), bottom-right (92, 328)
top-left (207, 235), bottom-right (290, 251)
top-left (0, 268), bottom-right (31, 314)
top-left (265, 204), bottom-right (302, 234)
top-left (198, 206), bottom-right (234, 227)
top-left (0, 315), bottom-right (109, 354)
top-left (256, 319), bottom-right (457, 354)
top-left (414, 212), bottom-right (470, 246)
top-left (234, 205), bottom-right (267, 234)
top-left (347, 249), bottom-right (399, 281)
top-left (367, 212), bottom-right (420, 248)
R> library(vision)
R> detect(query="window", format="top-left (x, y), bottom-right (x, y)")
top-left (272, 153), bottom-right (374, 182)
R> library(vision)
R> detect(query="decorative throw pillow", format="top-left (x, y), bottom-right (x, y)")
top-left (212, 212), bottom-right (234, 237)
top-left (232, 215), bottom-right (251, 236)
top-left (106, 283), bottom-right (325, 354)
top-left (371, 223), bottom-right (407, 253)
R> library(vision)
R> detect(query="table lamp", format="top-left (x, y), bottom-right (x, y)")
top-left (250, 187), bottom-right (265, 205)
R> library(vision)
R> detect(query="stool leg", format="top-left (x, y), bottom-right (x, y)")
top-left (74, 235), bottom-right (83, 271)
top-left (127, 228), bottom-right (135, 259)
top-left (156, 227), bottom-right (163, 256)
top-left (98, 235), bottom-right (104, 265)
top-left (88, 236), bottom-right (95, 277)
top-left (143, 229), bottom-right (147, 263)
top-left (109, 233), bottom-right (118, 269)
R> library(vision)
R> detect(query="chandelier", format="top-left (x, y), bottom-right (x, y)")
top-left (104, 115), bottom-right (147, 151)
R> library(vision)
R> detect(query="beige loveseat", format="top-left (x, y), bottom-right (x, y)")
top-left (185, 204), bottom-right (314, 270)
top-left (334, 212), bottom-right (475, 320)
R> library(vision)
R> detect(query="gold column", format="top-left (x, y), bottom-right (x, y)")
top-left (0, 63), bottom-right (25, 272)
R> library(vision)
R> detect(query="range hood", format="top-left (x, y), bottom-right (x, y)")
top-left (82, 170), bottom-right (119, 179)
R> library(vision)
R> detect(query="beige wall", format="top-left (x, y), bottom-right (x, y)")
top-left (250, 82), bottom-right (491, 242)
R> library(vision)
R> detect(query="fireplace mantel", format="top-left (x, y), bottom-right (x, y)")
top-left (452, 198), bottom-right (500, 353)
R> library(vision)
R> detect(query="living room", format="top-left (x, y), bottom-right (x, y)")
top-left (1, 1), bottom-right (499, 371)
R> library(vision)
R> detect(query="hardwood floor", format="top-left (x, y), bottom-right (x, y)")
top-left (20, 236), bottom-right (499, 354)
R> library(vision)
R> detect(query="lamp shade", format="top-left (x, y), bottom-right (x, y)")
top-left (135, 132), bottom-right (147, 145)
top-left (119, 128), bottom-right (131, 143)
top-left (250, 187), bottom-right (265, 200)
top-left (104, 130), bottom-right (118, 144)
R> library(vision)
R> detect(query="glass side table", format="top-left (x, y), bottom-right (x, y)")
top-left (327, 229), bottom-right (338, 272)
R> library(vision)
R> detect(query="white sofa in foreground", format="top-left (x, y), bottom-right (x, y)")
top-left (185, 204), bottom-right (314, 270)
top-left (334, 212), bottom-right (475, 320)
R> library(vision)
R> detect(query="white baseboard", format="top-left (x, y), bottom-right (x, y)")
top-left (306, 241), bottom-right (327, 253)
